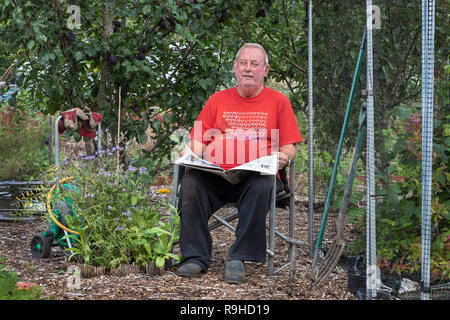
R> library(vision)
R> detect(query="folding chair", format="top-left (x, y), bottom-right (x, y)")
top-left (169, 160), bottom-right (303, 280)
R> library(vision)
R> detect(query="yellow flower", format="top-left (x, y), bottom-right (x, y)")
top-left (157, 188), bottom-right (171, 194)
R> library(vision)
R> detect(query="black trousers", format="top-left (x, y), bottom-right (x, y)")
top-left (179, 168), bottom-right (273, 272)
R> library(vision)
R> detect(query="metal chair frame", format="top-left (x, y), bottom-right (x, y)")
top-left (169, 161), bottom-right (303, 280)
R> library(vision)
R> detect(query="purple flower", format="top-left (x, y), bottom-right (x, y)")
top-left (121, 210), bottom-right (131, 216)
top-left (127, 166), bottom-right (136, 172)
top-left (139, 166), bottom-right (147, 173)
top-left (115, 225), bottom-right (125, 231)
top-left (82, 155), bottom-right (96, 160)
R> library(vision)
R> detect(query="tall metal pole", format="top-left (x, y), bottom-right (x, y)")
top-left (307, 0), bottom-right (315, 257)
top-left (365, 0), bottom-right (377, 300)
top-left (421, 0), bottom-right (435, 301)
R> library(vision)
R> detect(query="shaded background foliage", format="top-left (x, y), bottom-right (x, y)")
top-left (312, 0), bottom-right (447, 153)
top-left (0, 0), bottom-right (307, 173)
top-left (0, 0), bottom-right (447, 173)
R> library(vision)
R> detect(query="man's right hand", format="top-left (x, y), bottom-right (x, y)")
top-left (178, 140), bottom-right (206, 159)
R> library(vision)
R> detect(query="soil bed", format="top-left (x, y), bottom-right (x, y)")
top-left (0, 189), bottom-right (355, 300)
top-left (0, 137), bottom-right (356, 300)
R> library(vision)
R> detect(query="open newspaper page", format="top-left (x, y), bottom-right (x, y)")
top-left (175, 147), bottom-right (278, 184)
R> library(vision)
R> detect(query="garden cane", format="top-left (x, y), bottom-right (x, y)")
top-left (313, 105), bottom-right (366, 287)
top-left (308, 28), bottom-right (366, 276)
top-left (0, 59), bottom-right (17, 83)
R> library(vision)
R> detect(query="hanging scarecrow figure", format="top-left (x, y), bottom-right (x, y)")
top-left (57, 106), bottom-right (103, 155)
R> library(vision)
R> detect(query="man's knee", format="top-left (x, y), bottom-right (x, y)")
top-left (180, 170), bottom-right (207, 201)
top-left (245, 174), bottom-right (273, 195)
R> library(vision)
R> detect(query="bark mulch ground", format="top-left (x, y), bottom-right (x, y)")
top-left (1, 137), bottom-right (357, 301)
top-left (0, 197), bottom-right (356, 301)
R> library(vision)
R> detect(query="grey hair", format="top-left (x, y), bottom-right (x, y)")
top-left (235, 43), bottom-right (269, 66)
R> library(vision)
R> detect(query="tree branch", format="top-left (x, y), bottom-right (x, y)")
top-left (283, 59), bottom-right (307, 74)
top-left (95, 0), bottom-right (114, 111)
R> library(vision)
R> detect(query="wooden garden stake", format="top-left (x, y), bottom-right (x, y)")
top-left (0, 59), bottom-right (17, 82)
top-left (116, 87), bottom-right (121, 173)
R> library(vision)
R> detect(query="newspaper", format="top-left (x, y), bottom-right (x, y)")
top-left (175, 147), bottom-right (278, 184)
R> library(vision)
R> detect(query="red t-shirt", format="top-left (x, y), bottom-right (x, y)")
top-left (190, 86), bottom-right (302, 170)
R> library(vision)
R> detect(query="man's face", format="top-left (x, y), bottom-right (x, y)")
top-left (233, 47), bottom-right (269, 97)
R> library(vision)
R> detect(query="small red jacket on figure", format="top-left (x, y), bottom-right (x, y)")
top-left (58, 108), bottom-right (102, 138)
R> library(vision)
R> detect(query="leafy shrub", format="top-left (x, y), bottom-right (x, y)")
top-left (56, 148), bottom-right (181, 270)
top-left (0, 107), bottom-right (49, 181)
top-left (0, 255), bottom-right (42, 300)
top-left (348, 105), bottom-right (449, 283)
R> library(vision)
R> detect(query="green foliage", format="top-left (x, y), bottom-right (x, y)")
top-left (1, 1), bottom-right (448, 169)
top-left (311, 1), bottom-right (447, 155)
top-left (0, 254), bottom-right (42, 300)
top-left (0, 0), bottom-right (307, 172)
top-left (347, 105), bottom-right (449, 283)
top-left (294, 142), bottom-right (365, 207)
top-left (57, 148), bottom-right (180, 270)
top-left (0, 92), bottom-right (49, 181)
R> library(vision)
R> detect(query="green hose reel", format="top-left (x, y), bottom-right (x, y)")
top-left (30, 182), bottom-right (79, 259)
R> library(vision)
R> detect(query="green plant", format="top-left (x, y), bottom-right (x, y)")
top-left (0, 101), bottom-right (49, 181)
top-left (57, 148), bottom-right (181, 270)
top-left (347, 105), bottom-right (449, 283)
top-left (0, 254), bottom-right (42, 300)
top-left (294, 142), bottom-right (365, 205)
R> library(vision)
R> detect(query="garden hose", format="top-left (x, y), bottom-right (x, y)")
top-left (46, 176), bottom-right (80, 235)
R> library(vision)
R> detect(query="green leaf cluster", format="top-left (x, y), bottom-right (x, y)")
top-left (347, 105), bottom-right (449, 283)
top-left (0, 255), bottom-right (42, 300)
top-left (55, 148), bottom-right (181, 270)
top-left (0, 97), bottom-right (49, 181)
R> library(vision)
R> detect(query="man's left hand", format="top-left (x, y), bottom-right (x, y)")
top-left (275, 151), bottom-right (290, 170)
top-left (276, 144), bottom-right (296, 169)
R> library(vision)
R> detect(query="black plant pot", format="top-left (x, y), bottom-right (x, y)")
top-left (347, 270), bottom-right (367, 300)
top-left (348, 270), bottom-right (366, 294)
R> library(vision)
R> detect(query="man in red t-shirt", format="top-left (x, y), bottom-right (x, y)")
top-left (176, 43), bottom-right (302, 283)
top-left (190, 85), bottom-right (301, 170)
